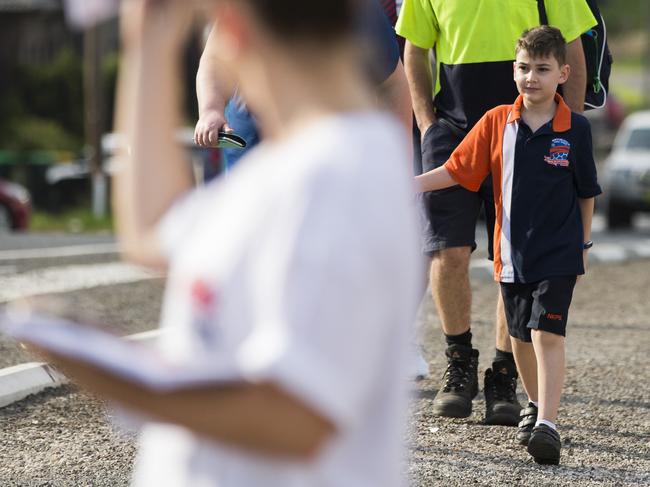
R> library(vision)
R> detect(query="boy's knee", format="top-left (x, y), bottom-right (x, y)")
top-left (531, 329), bottom-right (564, 346)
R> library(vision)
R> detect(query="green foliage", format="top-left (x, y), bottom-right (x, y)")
top-left (8, 117), bottom-right (82, 151)
top-left (0, 48), bottom-right (84, 153)
top-left (31, 207), bottom-right (114, 233)
top-left (599, 0), bottom-right (647, 35)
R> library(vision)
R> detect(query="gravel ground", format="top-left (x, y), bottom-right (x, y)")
top-left (0, 279), bottom-right (165, 368)
top-left (410, 259), bottom-right (650, 486)
top-left (0, 259), bottom-right (648, 485)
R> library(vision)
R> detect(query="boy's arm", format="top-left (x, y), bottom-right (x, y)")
top-left (415, 110), bottom-right (494, 193)
top-left (578, 197), bottom-right (595, 275)
top-left (414, 166), bottom-right (457, 192)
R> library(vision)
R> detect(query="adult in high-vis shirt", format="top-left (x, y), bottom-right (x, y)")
top-left (396, 0), bottom-right (596, 425)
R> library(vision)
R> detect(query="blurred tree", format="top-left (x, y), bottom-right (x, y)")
top-left (599, 0), bottom-right (644, 34)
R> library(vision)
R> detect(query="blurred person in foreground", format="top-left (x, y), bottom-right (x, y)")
top-left (35, 0), bottom-right (422, 485)
top-left (193, 0), bottom-right (430, 379)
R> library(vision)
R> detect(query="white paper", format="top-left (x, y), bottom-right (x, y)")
top-left (0, 309), bottom-right (240, 391)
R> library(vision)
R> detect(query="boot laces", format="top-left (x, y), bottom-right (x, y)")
top-left (442, 359), bottom-right (469, 392)
top-left (489, 372), bottom-right (517, 402)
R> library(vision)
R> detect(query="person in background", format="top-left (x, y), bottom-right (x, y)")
top-left (396, 0), bottom-right (596, 425)
top-left (414, 25), bottom-right (600, 464)
top-left (194, 0), bottom-right (413, 172)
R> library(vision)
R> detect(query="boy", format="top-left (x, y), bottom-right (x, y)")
top-left (414, 26), bottom-right (601, 465)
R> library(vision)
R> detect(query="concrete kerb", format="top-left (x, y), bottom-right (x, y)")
top-left (0, 329), bottom-right (161, 410)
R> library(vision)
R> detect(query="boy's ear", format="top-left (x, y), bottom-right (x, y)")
top-left (558, 63), bottom-right (570, 85)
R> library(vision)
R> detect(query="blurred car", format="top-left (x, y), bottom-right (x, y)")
top-left (602, 110), bottom-right (650, 229)
top-left (0, 178), bottom-right (31, 232)
top-left (46, 129), bottom-right (221, 189)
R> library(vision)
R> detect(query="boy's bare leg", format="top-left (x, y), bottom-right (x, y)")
top-left (510, 337), bottom-right (538, 402)
top-left (495, 292), bottom-right (512, 352)
top-left (531, 330), bottom-right (565, 423)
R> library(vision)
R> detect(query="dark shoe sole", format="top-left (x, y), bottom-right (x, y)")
top-left (528, 436), bottom-right (560, 465)
top-left (485, 412), bottom-right (520, 426)
top-left (432, 403), bottom-right (472, 418)
top-left (516, 431), bottom-right (531, 446)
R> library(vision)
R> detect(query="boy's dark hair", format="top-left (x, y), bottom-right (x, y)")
top-left (243, 0), bottom-right (359, 42)
top-left (516, 25), bottom-right (567, 66)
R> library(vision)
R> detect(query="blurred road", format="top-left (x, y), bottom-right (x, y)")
top-left (0, 231), bottom-right (648, 485)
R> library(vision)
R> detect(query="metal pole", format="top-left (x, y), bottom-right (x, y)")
top-left (644, 0), bottom-right (650, 107)
top-left (83, 23), bottom-right (106, 218)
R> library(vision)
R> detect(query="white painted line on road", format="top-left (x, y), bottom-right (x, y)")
top-left (630, 240), bottom-right (650, 259)
top-left (0, 243), bottom-right (119, 262)
top-left (0, 265), bottom-right (17, 276)
top-left (0, 328), bottom-right (162, 409)
top-left (0, 262), bottom-right (160, 303)
top-left (590, 244), bottom-right (628, 263)
top-left (0, 362), bottom-right (68, 408)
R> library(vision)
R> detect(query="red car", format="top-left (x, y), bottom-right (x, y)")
top-left (0, 178), bottom-right (31, 231)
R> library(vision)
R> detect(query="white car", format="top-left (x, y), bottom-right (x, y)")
top-left (602, 111), bottom-right (650, 228)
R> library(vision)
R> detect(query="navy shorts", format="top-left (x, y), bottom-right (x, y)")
top-left (419, 120), bottom-right (495, 258)
top-left (500, 276), bottom-right (577, 342)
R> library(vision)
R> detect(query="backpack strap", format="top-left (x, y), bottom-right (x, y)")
top-left (536, 0), bottom-right (548, 25)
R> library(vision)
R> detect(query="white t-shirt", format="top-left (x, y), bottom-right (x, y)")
top-left (132, 112), bottom-right (422, 487)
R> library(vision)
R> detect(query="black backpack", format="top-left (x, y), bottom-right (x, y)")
top-left (537, 0), bottom-right (613, 110)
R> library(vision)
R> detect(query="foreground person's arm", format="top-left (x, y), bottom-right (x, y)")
top-left (111, 1), bottom-right (194, 268)
top-left (38, 349), bottom-right (333, 458)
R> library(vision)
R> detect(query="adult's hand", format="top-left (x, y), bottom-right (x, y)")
top-left (194, 111), bottom-right (232, 147)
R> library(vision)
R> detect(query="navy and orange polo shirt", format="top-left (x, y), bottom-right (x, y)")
top-left (444, 94), bottom-right (602, 283)
top-left (396, 0), bottom-right (596, 131)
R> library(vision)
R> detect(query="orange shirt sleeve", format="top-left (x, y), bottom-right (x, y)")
top-left (443, 112), bottom-right (493, 192)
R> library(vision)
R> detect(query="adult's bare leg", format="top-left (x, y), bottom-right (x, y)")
top-left (429, 246), bottom-right (472, 336)
top-left (428, 246), bottom-right (478, 418)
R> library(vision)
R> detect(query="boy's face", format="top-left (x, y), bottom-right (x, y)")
top-left (513, 50), bottom-right (569, 106)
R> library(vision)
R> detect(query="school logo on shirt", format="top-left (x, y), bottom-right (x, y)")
top-left (190, 278), bottom-right (221, 346)
top-left (544, 138), bottom-right (571, 167)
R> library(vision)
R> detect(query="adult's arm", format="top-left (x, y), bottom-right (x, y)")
top-left (377, 60), bottom-right (413, 156)
top-left (562, 38), bottom-right (587, 113)
top-left (194, 25), bottom-right (237, 147)
top-left (403, 41), bottom-right (436, 135)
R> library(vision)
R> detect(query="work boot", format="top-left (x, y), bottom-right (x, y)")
top-left (484, 359), bottom-right (521, 426)
top-left (431, 344), bottom-right (479, 418)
